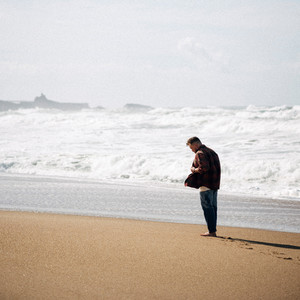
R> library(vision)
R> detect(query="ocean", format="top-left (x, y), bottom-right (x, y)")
top-left (1, 104), bottom-right (299, 232)
top-left (1, 105), bottom-right (299, 200)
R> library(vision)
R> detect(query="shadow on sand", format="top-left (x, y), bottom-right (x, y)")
top-left (217, 236), bottom-right (300, 250)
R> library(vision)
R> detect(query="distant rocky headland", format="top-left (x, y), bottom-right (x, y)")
top-left (123, 103), bottom-right (153, 111)
top-left (0, 94), bottom-right (155, 112)
top-left (0, 94), bottom-right (90, 111)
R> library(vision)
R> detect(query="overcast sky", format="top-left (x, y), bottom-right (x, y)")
top-left (1, 0), bottom-right (299, 107)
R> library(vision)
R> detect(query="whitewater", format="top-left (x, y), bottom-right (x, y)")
top-left (0, 105), bottom-right (299, 200)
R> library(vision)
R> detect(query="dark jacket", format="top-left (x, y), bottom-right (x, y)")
top-left (185, 144), bottom-right (221, 190)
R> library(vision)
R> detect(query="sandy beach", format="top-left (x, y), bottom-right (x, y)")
top-left (1, 211), bottom-right (299, 299)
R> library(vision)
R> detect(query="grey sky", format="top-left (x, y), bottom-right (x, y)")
top-left (1, 0), bottom-right (299, 107)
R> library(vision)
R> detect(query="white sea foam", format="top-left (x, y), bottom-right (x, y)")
top-left (0, 105), bottom-right (299, 199)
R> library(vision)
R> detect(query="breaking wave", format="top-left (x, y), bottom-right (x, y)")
top-left (0, 105), bottom-right (299, 199)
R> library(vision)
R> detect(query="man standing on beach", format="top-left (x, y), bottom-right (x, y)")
top-left (185, 137), bottom-right (221, 237)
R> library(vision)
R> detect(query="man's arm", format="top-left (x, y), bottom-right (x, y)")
top-left (191, 151), bottom-right (210, 174)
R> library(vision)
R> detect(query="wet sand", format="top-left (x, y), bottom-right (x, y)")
top-left (0, 210), bottom-right (299, 299)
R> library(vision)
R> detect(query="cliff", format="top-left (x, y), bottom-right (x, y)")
top-left (0, 94), bottom-right (90, 111)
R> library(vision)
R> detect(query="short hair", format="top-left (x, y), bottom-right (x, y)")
top-left (186, 136), bottom-right (201, 145)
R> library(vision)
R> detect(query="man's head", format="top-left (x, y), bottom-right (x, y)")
top-left (186, 136), bottom-right (202, 153)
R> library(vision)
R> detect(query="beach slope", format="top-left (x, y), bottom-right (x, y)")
top-left (0, 211), bottom-right (299, 299)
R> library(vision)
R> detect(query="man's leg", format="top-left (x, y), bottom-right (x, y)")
top-left (200, 190), bottom-right (217, 236)
top-left (213, 190), bottom-right (218, 230)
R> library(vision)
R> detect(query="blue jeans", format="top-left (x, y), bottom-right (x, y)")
top-left (200, 190), bottom-right (218, 233)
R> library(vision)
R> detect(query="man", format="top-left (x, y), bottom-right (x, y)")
top-left (185, 137), bottom-right (221, 237)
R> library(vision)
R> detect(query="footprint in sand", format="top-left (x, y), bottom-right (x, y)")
top-left (276, 256), bottom-right (293, 260)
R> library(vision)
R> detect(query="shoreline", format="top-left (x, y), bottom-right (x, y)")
top-left (1, 210), bottom-right (299, 299)
top-left (1, 207), bottom-right (299, 235)
top-left (1, 173), bottom-right (300, 234)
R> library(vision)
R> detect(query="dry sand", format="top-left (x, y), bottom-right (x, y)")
top-left (0, 210), bottom-right (299, 299)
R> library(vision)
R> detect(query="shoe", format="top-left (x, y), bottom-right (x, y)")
top-left (201, 232), bottom-right (217, 237)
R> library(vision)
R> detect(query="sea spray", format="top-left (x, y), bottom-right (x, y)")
top-left (0, 105), bottom-right (299, 199)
